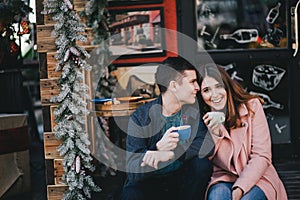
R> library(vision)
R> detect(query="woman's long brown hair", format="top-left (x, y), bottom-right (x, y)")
top-left (198, 63), bottom-right (263, 129)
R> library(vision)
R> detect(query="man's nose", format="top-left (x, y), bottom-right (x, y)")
top-left (194, 82), bottom-right (200, 90)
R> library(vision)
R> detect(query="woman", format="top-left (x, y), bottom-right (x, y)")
top-left (198, 64), bottom-right (287, 200)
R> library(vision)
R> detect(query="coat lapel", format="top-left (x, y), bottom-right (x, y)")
top-left (230, 104), bottom-right (250, 174)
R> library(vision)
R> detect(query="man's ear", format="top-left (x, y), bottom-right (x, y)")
top-left (169, 80), bottom-right (177, 92)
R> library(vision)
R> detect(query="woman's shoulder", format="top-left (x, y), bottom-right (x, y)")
top-left (246, 98), bottom-right (264, 112)
top-left (247, 97), bottom-right (261, 104)
top-left (247, 97), bottom-right (262, 105)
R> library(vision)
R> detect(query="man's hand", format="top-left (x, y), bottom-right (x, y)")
top-left (141, 150), bottom-right (175, 169)
top-left (156, 126), bottom-right (179, 151)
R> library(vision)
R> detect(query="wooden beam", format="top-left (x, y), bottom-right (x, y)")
top-left (44, 132), bottom-right (62, 159)
top-left (47, 185), bottom-right (68, 200)
top-left (40, 78), bottom-right (59, 105)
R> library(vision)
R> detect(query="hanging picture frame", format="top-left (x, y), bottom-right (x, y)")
top-left (108, 7), bottom-right (166, 59)
top-left (108, 0), bottom-right (163, 7)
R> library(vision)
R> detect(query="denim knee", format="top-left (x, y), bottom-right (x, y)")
top-left (241, 186), bottom-right (266, 200)
top-left (208, 182), bottom-right (233, 200)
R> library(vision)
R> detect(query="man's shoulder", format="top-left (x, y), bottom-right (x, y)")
top-left (130, 98), bottom-right (159, 123)
top-left (130, 97), bottom-right (161, 127)
top-left (134, 97), bottom-right (160, 114)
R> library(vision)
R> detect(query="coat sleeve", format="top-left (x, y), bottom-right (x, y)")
top-left (125, 113), bottom-right (154, 183)
top-left (125, 111), bottom-right (173, 183)
top-left (233, 99), bottom-right (272, 193)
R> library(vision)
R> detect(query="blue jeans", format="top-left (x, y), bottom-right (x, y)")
top-left (208, 182), bottom-right (266, 200)
top-left (121, 157), bottom-right (212, 200)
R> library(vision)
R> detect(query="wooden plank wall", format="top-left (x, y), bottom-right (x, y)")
top-left (36, 0), bottom-right (178, 199)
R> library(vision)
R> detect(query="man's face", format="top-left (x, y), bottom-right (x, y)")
top-left (174, 70), bottom-right (200, 105)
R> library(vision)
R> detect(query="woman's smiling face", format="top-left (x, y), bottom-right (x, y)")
top-left (201, 76), bottom-right (227, 111)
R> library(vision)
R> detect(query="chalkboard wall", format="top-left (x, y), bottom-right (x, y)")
top-left (216, 60), bottom-right (290, 144)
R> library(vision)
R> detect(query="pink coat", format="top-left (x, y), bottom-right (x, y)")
top-left (207, 98), bottom-right (287, 200)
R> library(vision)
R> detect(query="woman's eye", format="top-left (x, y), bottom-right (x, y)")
top-left (202, 88), bottom-right (209, 93)
top-left (216, 84), bottom-right (224, 88)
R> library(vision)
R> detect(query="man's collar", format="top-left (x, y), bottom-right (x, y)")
top-left (158, 95), bottom-right (199, 120)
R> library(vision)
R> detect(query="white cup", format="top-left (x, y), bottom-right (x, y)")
top-left (207, 112), bottom-right (225, 125)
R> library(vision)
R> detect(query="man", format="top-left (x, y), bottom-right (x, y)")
top-left (121, 56), bottom-right (214, 200)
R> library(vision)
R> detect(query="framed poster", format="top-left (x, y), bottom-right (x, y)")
top-left (108, 7), bottom-right (165, 59)
top-left (108, 0), bottom-right (163, 7)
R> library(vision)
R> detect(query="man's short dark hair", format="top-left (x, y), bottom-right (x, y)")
top-left (155, 56), bottom-right (196, 93)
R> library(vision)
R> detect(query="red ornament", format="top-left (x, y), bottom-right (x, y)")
top-left (10, 41), bottom-right (19, 56)
top-left (17, 20), bottom-right (30, 36)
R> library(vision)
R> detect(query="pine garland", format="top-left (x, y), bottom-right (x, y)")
top-left (42, 0), bottom-right (101, 199)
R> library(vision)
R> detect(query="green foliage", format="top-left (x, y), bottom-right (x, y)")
top-left (0, 0), bottom-right (32, 67)
top-left (0, 0), bottom-right (32, 24)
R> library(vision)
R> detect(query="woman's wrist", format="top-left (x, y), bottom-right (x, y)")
top-left (211, 129), bottom-right (222, 137)
top-left (232, 186), bottom-right (244, 195)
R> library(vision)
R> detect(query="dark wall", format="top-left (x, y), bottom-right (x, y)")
top-left (178, 0), bottom-right (300, 159)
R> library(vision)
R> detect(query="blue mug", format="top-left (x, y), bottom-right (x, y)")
top-left (177, 125), bottom-right (191, 142)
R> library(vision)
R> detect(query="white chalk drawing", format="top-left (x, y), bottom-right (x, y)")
top-left (231, 71), bottom-right (243, 81)
top-left (266, 2), bottom-right (281, 24)
top-left (266, 113), bottom-right (275, 120)
top-left (205, 26), bottom-right (220, 48)
top-left (220, 63), bottom-right (235, 71)
top-left (249, 91), bottom-right (284, 110)
top-left (219, 29), bottom-right (259, 44)
top-left (222, 63), bottom-right (235, 71)
top-left (252, 64), bottom-right (286, 91)
top-left (219, 63), bottom-right (243, 81)
top-left (199, 25), bottom-right (211, 37)
top-left (275, 123), bottom-right (287, 134)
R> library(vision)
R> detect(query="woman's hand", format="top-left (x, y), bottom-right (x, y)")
top-left (141, 150), bottom-right (175, 169)
top-left (203, 113), bottom-right (222, 136)
top-left (156, 126), bottom-right (179, 151)
top-left (232, 187), bottom-right (243, 200)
